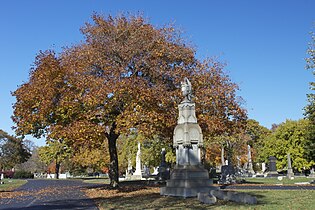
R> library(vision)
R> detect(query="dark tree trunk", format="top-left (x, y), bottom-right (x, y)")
top-left (55, 160), bottom-right (60, 179)
top-left (106, 122), bottom-right (120, 188)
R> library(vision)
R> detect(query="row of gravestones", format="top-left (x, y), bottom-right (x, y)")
top-left (124, 142), bottom-right (315, 183)
top-left (219, 156), bottom-right (283, 184)
top-left (219, 154), bottom-right (315, 184)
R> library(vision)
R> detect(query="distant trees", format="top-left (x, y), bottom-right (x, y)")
top-left (15, 146), bottom-right (47, 173)
top-left (260, 119), bottom-right (314, 172)
top-left (38, 140), bottom-right (71, 179)
top-left (0, 129), bottom-right (31, 170)
top-left (245, 119), bottom-right (271, 163)
top-left (12, 14), bottom-right (247, 186)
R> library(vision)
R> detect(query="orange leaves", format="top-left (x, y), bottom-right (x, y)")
top-left (191, 59), bottom-right (247, 137)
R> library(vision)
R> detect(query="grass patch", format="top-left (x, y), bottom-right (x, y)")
top-left (0, 179), bottom-right (27, 192)
top-left (82, 178), bottom-right (110, 184)
top-left (243, 177), bottom-right (312, 185)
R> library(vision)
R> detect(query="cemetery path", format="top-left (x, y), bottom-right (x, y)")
top-left (0, 179), bottom-right (100, 210)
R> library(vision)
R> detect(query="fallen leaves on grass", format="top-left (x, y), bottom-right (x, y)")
top-left (85, 184), bottom-right (160, 199)
top-left (83, 183), bottom-right (212, 210)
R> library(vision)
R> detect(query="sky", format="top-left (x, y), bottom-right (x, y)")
top-left (0, 0), bottom-right (314, 146)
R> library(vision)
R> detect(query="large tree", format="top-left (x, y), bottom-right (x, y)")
top-left (12, 14), bottom-right (246, 187)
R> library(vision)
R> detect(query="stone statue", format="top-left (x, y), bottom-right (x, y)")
top-left (133, 142), bottom-right (142, 176)
top-left (181, 77), bottom-right (193, 102)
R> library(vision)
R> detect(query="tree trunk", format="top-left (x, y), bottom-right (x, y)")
top-left (106, 122), bottom-right (120, 188)
top-left (55, 160), bottom-right (60, 179)
top-left (226, 142), bottom-right (233, 166)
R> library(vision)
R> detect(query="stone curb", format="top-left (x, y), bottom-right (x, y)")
top-left (197, 192), bottom-right (216, 204)
top-left (210, 190), bottom-right (257, 204)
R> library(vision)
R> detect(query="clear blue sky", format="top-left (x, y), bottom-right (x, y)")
top-left (1, 0), bottom-right (314, 146)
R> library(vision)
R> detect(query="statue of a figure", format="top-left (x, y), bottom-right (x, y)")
top-left (181, 77), bottom-right (193, 102)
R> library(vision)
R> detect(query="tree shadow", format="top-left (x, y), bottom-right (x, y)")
top-left (83, 179), bottom-right (163, 193)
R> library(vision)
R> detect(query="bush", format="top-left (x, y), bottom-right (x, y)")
top-left (3, 170), bottom-right (14, 178)
top-left (13, 171), bottom-right (34, 179)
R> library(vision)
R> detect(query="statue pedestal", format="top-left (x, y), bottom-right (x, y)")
top-left (161, 165), bottom-right (217, 197)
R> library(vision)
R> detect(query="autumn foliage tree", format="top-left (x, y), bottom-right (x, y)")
top-left (12, 14), bottom-right (246, 187)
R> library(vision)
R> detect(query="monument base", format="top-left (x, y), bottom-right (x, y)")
top-left (160, 165), bottom-right (218, 197)
top-left (125, 174), bottom-right (142, 180)
top-left (287, 169), bottom-right (294, 179)
top-left (266, 171), bottom-right (279, 177)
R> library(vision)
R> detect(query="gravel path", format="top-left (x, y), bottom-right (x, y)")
top-left (0, 179), bottom-right (100, 210)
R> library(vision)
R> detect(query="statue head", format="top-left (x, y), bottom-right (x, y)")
top-left (181, 77), bottom-right (193, 102)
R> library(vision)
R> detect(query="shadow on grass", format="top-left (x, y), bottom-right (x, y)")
top-left (85, 180), bottom-right (164, 193)
top-left (97, 192), bottom-right (271, 210)
top-left (98, 193), bottom-right (212, 209)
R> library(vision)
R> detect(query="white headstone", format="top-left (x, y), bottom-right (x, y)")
top-left (133, 142), bottom-right (142, 176)
top-left (152, 167), bottom-right (159, 175)
top-left (247, 144), bottom-right (254, 174)
top-left (261, 163), bottom-right (266, 172)
top-left (59, 173), bottom-right (67, 179)
top-left (287, 153), bottom-right (294, 179)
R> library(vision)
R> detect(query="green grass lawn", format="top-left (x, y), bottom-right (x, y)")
top-left (82, 178), bottom-right (110, 184)
top-left (243, 176), bottom-right (313, 185)
top-left (0, 179), bottom-right (27, 192)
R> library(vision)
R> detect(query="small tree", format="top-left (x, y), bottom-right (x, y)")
top-left (0, 129), bottom-right (31, 170)
top-left (38, 140), bottom-right (71, 179)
